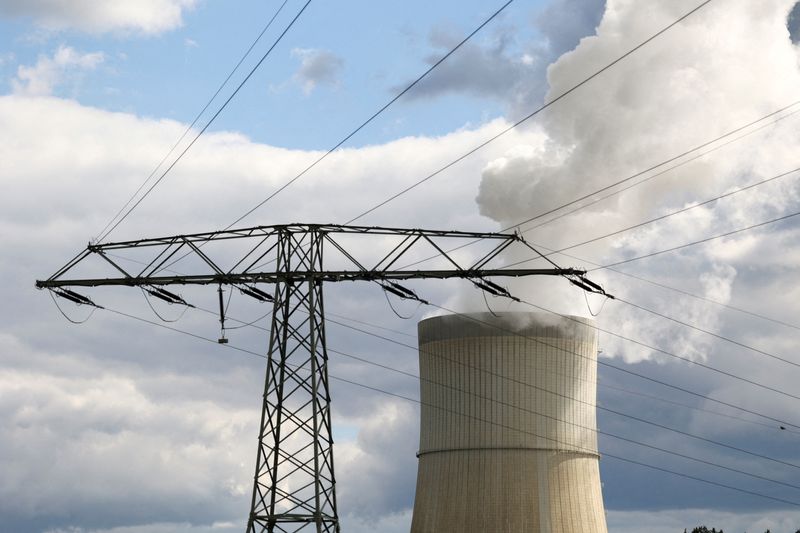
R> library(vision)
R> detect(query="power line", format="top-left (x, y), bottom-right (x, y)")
top-left (421, 302), bottom-right (800, 469)
top-left (178, 295), bottom-right (800, 439)
top-left (133, 291), bottom-right (800, 465)
top-left (101, 245), bottom-right (800, 429)
top-left (154, 0), bottom-right (517, 275)
top-left (506, 165), bottom-right (800, 266)
top-left (97, 0), bottom-right (312, 242)
top-left (516, 106), bottom-right (800, 235)
top-left (94, 0), bottom-right (291, 242)
top-left (97, 245), bottom-right (800, 434)
top-left (343, 0), bottom-right (715, 225)
top-left (309, 306), bottom-right (800, 433)
top-left (397, 101), bottom-right (800, 271)
top-left (590, 208), bottom-right (800, 271)
top-left (320, 349), bottom-right (800, 492)
top-left (332, 304), bottom-right (800, 435)
top-left (484, 168), bottom-right (800, 368)
top-left (616, 294), bottom-right (800, 368)
top-left (511, 104), bottom-right (800, 234)
top-left (606, 266), bottom-right (800, 332)
top-left (498, 237), bottom-right (800, 333)
top-left (598, 379), bottom-right (800, 436)
top-left (98, 304), bottom-right (800, 508)
top-left (337, 370), bottom-right (800, 508)
top-left (225, 0), bottom-right (517, 230)
top-left (512, 297), bottom-right (800, 397)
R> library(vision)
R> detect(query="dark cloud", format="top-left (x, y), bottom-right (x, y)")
top-left (535, 0), bottom-right (606, 57)
top-left (788, 1), bottom-right (800, 43)
top-left (291, 48), bottom-right (344, 95)
top-left (394, 0), bottom-right (605, 113)
top-left (397, 26), bottom-right (543, 105)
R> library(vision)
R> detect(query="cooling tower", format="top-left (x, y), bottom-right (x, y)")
top-left (410, 312), bottom-right (607, 533)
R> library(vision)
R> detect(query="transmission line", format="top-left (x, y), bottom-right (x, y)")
top-left (590, 208), bottom-right (800, 271)
top-left (320, 350), bottom-right (800, 492)
top-left (98, 304), bottom-right (800, 508)
top-left (504, 165), bottom-right (800, 266)
top-left (101, 248), bottom-right (800, 429)
top-left (517, 107), bottom-right (800, 235)
top-left (95, 0), bottom-right (291, 242)
top-left (225, 0), bottom-right (517, 230)
top-left (97, 0), bottom-right (312, 242)
top-left (343, 0), bottom-right (714, 224)
top-left (107, 282), bottom-right (798, 462)
top-left (498, 237), bottom-right (800, 333)
top-left (398, 102), bottom-right (800, 271)
top-left (512, 296), bottom-right (800, 393)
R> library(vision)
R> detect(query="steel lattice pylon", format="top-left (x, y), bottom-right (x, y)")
top-left (248, 230), bottom-right (339, 532)
top-left (35, 223), bottom-right (610, 532)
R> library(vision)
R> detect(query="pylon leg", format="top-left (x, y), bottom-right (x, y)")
top-left (246, 230), bottom-right (339, 533)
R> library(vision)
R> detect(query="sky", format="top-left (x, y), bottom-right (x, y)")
top-left (2, 0), bottom-right (800, 532)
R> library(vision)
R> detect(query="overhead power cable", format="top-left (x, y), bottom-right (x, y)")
top-left (153, 0), bottom-right (517, 275)
top-left (336, 371), bottom-right (800, 508)
top-left (180, 296), bottom-right (800, 437)
top-left (615, 294), bottom-right (800, 367)
top-left (320, 349), bottom-right (800, 492)
top-left (96, 242), bottom-right (800, 432)
top-left (590, 208), bottom-right (800, 271)
top-left (95, 0), bottom-right (290, 242)
top-left (398, 101), bottom-right (800, 271)
top-left (606, 266), bottom-right (800, 332)
top-left (517, 106), bottom-right (800, 235)
top-left (99, 305), bottom-right (800, 508)
top-left (493, 236), bottom-right (800, 334)
top-left (422, 302), bottom-right (800, 459)
top-left (97, 0), bottom-right (312, 242)
top-left (100, 248), bottom-right (800, 429)
top-left (510, 296), bottom-right (800, 396)
top-left (504, 165), bottom-right (800, 266)
top-left (598, 379), bottom-right (800, 436)
top-left (343, 0), bottom-right (715, 224)
top-left (294, 305), bottom-right (800, 433)
top-left (225, 0), bottom-right (517, 230)
top-left (511, 103), bottom-right (800, 234)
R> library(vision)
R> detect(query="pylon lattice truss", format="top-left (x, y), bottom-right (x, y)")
top-left (36, 223), bottom-right (609, 533)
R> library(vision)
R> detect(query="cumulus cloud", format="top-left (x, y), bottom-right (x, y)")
top-left (291, 48), bottom-right (344, 95)
top-left (11, 45), bottom-right (104, 96)
top-left (0, 0), bottom-right (196, 35)
top-left (4, 1), bottom-right (800, 531)
top-left (0, 90), bottom-right (535, 531)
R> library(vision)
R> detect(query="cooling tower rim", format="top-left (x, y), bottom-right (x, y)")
top-left (418, 311), bottom-right (596, 344)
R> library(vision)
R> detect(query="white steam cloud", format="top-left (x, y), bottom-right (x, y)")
top-left (475, 0), bottom-right (800, 362)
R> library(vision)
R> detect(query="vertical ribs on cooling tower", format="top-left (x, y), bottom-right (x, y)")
top-left (410, 312), bottom-right (608, 533)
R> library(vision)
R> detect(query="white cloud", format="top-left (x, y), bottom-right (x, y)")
top-left (0, 0), bottom-right (196, 35)
top-left (3, 1), bottom-right (800, 530)
top-left (12, 45), bottom-right (104, 96)
top-left (291, 48), bottom-right (344, 95)
top-left (0, 91), bottom-right (533, 531)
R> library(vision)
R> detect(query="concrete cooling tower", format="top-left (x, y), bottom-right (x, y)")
top-left (410, 312), bottom-right (607, 533)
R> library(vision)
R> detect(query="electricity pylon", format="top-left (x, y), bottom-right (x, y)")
top-left (36, 223), bottom-right (608, 533)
